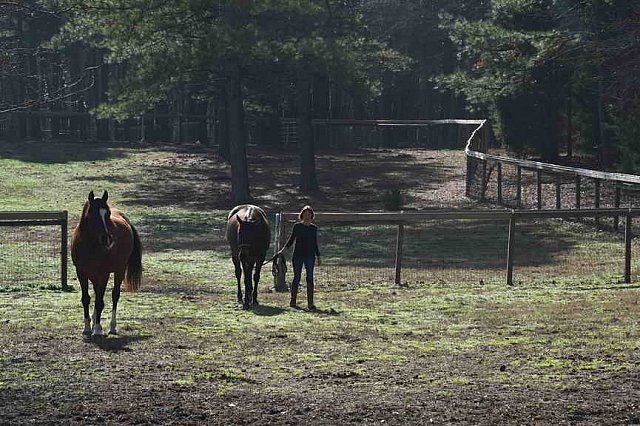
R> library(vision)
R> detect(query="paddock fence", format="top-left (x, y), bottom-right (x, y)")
top-left (310, 118), bottom-right (488, 149)
top-left (465, 120), bottom-right (640, 221)
top-left (0, 211), bottom-right (68, 290)
top-left (273, 209), bottom-right (640, 289)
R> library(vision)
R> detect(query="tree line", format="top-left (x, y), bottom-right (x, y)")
top-left (1, 1), bottom-right (639, 202)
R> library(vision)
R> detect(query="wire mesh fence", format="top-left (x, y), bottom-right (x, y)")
top-left (0, 212), bottom-right (67, 291)
top-left (275, 211), bottom-right (640, 290)
top-left (0, 225), bottom-right (62, 290)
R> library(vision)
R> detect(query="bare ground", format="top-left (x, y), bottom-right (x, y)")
top-left (1, 143), bottom-right (639, 425)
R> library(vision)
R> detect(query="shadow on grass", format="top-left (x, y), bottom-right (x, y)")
top-left (0, 141), bottom-right (133, 164)
top-left (310, 307), bottom-right (340, 316)
top-left (318, 219), bottom-right (577, 270)
top-left (573, 283), bottom-right (640, 291)
top-left (250, 304), bottom-right (287, 317)
top-left (84, 334), bottom-right (151, 353)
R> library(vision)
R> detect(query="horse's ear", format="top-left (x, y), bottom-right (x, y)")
top-left (102, 190), bottom-right (108, 202)
top-left (88, 191), bottom-right (94, 202)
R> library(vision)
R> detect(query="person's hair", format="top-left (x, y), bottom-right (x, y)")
top-left (299, 205), bottom-right (315, 220)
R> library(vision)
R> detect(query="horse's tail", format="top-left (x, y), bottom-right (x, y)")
top-left (124, 222), bottom-right (142, 292)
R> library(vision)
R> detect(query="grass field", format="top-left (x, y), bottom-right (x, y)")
top-left (0, 140), bottom-right (639, 425)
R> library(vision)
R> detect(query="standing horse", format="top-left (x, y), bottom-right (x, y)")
top-left (226, 205), bottom-right (270, 309)
top-left (71, 191), bottom-right (142, 337)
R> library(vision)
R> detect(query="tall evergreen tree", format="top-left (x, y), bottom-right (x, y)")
top-left (47, 0), bottom-right (400, 198)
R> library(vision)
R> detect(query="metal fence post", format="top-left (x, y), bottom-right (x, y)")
top-left (394, 211), bottom-right (405, 285)
top-left (625, 210), bottom-right (632, 284)
top-left (61, 210), bottom-right (68, 290)
top-left (274, 213), bottom-right (289, 292)
top-left (506, 212), bottom-right (516, 286)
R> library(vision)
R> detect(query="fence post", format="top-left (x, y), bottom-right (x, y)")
top-left (481, 160), bottom-right (487, 201)
top-left (506, 211), bottom-right (516, 286)
top-left (595, 179), bottom-right (601, 227)
top-left (274, 213), bottom-right (289, 292)
top-left (625, 210), bottom-right (632, 284)
top-left (394, 211), bottom-right (405, 285)
top-left (555, 175), bottom-right (561, 209)
top-left (575, 175), bottom-right (581, 209)
top-left (497, 162), bottom-right (503, 205)
top-left (61, 211), bottom-right (68, 290)
top-left (614, 186), bottom-right (621, 231)
top-left (465, 157), bottom-right (472, 197)
top-left (516, 166), bottom-right (522, 208)
top-left (536, 170), bottom-right (542, 210)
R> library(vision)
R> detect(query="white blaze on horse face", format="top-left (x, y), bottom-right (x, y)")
top-left (99, 208), bottom-right (109, 233)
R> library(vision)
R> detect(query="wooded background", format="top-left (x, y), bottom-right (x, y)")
top-left (2, 1), bottom-right (639, 202)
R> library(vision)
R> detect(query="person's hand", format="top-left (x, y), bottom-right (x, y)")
top-left (316, 257), bottom-right (321, 267)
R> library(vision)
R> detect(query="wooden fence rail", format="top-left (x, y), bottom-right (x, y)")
top-left (465, 120), bottom-right (640, 213)
top-left (274, 209), bottom-right (640, 288)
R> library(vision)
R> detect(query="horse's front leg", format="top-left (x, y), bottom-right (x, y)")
top-left (91, 276), bottom-right (108, 337)
top-left (232, 255), bottom-right (243, 305)
top-left (78, 272), bottom-right (92, 335)
top-left (108, 272), bottom-right (124, 335)
top-left (241, 261), bottom-right (254, 310)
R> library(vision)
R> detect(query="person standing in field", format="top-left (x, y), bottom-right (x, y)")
top-left (280, 205), bottom-right (321, 310)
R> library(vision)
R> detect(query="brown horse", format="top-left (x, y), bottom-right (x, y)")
top-left (71, 191), bottom-right (142, 337)
top-left (226, 205), bottom-right (270, 309)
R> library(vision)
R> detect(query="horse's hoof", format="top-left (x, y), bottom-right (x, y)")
top-left (92, 324), bottom-right (105, 337)
top-left (82, 328), bottom-right (92, 336)
top-left (108, 329), bottom-right (118, 335)
top-left (242, 304), bottom-right (250, 310)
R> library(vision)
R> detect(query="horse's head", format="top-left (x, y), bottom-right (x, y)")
top-left (81, 190), bottom-right (115, 249)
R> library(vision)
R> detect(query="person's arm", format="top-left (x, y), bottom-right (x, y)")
top-left (279, 223), bottom-right (297, 253)
top-left (314, 227), bottom-right (321, 266)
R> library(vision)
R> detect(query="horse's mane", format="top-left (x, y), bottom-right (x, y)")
top-left (77, 201), bottom-right (91, 230)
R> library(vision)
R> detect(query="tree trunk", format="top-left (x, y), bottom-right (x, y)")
top-left (297, 71), bottom-right (319, 192)
top-left (226, 69), bottom-right (251, 203)
top-left (218, 90), bottom-right (230, 161)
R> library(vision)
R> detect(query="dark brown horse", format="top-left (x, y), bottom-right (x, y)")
top-left (71, 191), bottom-right (142, 337)
top-left (226, 205), bottom-right (270, 309)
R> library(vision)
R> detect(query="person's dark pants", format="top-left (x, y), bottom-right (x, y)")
top-left (291, 254), bottom-right (316, 307)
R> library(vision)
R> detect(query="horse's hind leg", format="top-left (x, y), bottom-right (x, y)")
top-left (108, 272), bottom-right (124, 335)
top-left (252, 261), bottom-right (264, 307)
top-left (242, 261), bottom-right (254, 309)
top-left (232, 256), bottom-right (243, 304)
top-left (77, 272), bottom-right (92, 335)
